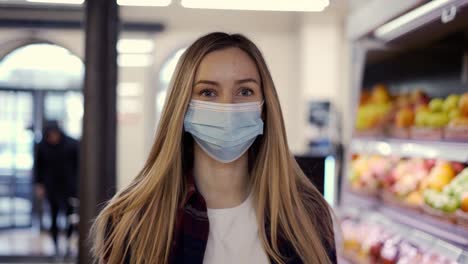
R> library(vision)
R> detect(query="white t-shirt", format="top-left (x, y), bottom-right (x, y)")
top-left (203, 194), bottom-right (270, 264)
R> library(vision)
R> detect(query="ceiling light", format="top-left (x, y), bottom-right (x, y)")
top-left (117, 39), bottom-right (154, 54)
top-left (181, 0), bottom-right (329, 12)
top-left (117, 0), bottom-right (171, 6)
top-left (26, 0), bottom-right (84, 4)
top-left (375, 0), bottom-right (453, 41)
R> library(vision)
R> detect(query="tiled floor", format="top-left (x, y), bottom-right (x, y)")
top-left (0, 228), bottom-right (77, 263)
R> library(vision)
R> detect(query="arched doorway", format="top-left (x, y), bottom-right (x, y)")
top-left (0, 43), bottom-right (84, 231)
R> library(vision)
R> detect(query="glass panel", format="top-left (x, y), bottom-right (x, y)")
top-left (0, 91), bottom-right (15, 175)
top-left (64, 91), bottom-right (83, 139)
top-left (45, 92), bottom-right (83, 139)
top-left (45, 93), bottom-right (66, 122)
top-left (14, 92), bottom-right (33, 173)
top-left (0, 91), bottom-right (33, 228)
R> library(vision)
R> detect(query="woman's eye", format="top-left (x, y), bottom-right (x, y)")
top-left (199, 89), bottom-right (217, 97)
top-left (239, 88), bottom-right (253, 96)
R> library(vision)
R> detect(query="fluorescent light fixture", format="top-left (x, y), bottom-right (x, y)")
top-left (181, 0), bottom-right (329, 12)
top-left (26, 0), bottom-right (83, 4)
top-left (117, 39), bottom-right (154, 54)
top-left (117, 0), bottom-right (171, 6)
top-left (324, 156), bottom-right (335, 206)
top-left (118, 54), bottom-right (152, 67)
top-left (375, 0), bottom-right (452, 40)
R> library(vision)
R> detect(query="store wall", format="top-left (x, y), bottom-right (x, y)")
top-left (0, 6), bottom-right (348, 191)
top-left (296, 10), bottom-right (348, 153)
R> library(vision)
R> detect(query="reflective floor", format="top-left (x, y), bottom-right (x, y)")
top-left (0, 228), bottom-right (77, 263)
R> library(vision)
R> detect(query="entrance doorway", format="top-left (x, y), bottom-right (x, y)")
top-left (0, 43), bottom-right (83, 257)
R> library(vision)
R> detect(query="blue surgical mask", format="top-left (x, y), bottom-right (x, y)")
top-left (184, 100), bottom-right (264, 163)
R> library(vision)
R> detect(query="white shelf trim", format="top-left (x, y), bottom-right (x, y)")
top-left (350, 138), bottom-right (468, 162)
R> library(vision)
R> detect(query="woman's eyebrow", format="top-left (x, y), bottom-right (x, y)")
top-left (194, 80), bottom-right (219, 86)
top-left (194, 78), bottom-right (259, 86)
top-left (235, 78), bottom-right (259, 85)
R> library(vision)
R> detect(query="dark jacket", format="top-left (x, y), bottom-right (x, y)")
top-left (34, 132), bottom-right (79, 200)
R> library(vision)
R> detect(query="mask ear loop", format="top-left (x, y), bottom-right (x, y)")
top-left (259, 100), bottom-right (265, 121)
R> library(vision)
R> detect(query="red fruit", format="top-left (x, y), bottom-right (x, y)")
top-left (424, 159), bottom-right (436, 170)
top-left (452, 162), bottom-right (465, 174)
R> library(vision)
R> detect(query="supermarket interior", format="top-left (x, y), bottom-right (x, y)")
top-left (0, 0), bottom-right (468, 263)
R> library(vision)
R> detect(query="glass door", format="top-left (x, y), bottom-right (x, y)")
top-left (0, 90), bottom-right (34, 229)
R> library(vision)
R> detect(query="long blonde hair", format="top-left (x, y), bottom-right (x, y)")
top-left (91, 32), bottom-right (335, 264)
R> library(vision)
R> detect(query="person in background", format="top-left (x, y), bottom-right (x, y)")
top-left (34, 120), bottom-right (79, 256)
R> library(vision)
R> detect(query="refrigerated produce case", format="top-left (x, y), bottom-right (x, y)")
top-left (340, 0), bottom-right (468, 263)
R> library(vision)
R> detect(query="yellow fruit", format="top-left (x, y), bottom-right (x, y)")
top-left (449, 116), bottom-right (468, 127)
top-left (370, 84), bottom-right (391, 104)
top-left (427, 162), bottom-right (455, 191)
top-left (443, 94), bottom-right (460, 112)
top-left (395, 108), bottom-right (415, 128)
top-left (461, 192), bottom-right (468, 212)
top-left (449, 109), bottom-right (461, 120)
top-left (405, 191), bottom-right (423, 206)
top-left (459, 93), bottom-right (468, 117)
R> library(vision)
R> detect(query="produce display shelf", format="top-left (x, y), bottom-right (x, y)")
top-left (343, 192), bottom-right (468, 250)
top-left (379, 206), bottom-right (468, 249)
top-left (350, 138), bottom-right (468, 162)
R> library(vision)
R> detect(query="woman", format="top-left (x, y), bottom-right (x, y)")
top-left (92, 32), bottom-right (336, 264)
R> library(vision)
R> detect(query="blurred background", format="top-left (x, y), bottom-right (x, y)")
top-left (0, 0), bottom-right (467, 263)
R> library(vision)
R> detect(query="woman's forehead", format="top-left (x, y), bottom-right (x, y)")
top-left (195, 47), bottom-right (260, 82)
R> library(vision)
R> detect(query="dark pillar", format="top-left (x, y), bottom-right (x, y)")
top-left (79, 0), bottom-right (119, 263)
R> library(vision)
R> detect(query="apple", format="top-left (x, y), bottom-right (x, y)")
top-left (360, 90), bottom-right (371, 106)
top-left (448, 116), bottom-right (468, 127)
top-left (396, 94), bottom-right (411, 109)
top-left (356, 105), bottom-right (380, 130)
top-left (414, 104), bottom-right (429, 113)
top-left (405, 191), bottom-right (423, 206)
top-left (424, 159), bottom-right (436, 170)
top-left (461, 192), bottom-right (468, 212)
top-left (371, 84), bottom-right (391, 104)
top-left (410, 89), bottom-right (430, 104)
top-left (448, 109), bottom-right (461, 119)
top-left (459, 93), bottom-right (468, 117)
top-left (395, 108), bottom-right (415, 128)
top-left (443, 94), bottom-right (460, 112)
top-left (427, 161), bottom-right (456, 191)
top-left (426, 112), bottom-right (449, 128)
top-left (429, 98), bottom-right (444, 112)
top-left (451, 162), bottom-right (464, 174)
top-left (415, 111), bottom-right (430, 127)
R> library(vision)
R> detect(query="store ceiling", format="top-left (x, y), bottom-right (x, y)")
top-left (0, 0), bottom-right (358, 25)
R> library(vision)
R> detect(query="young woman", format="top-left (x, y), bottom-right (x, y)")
top-left (92, 32), bottom-right (336, 264)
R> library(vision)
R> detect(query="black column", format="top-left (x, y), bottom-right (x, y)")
top-left (79, 0), bottom-right (119, 263)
